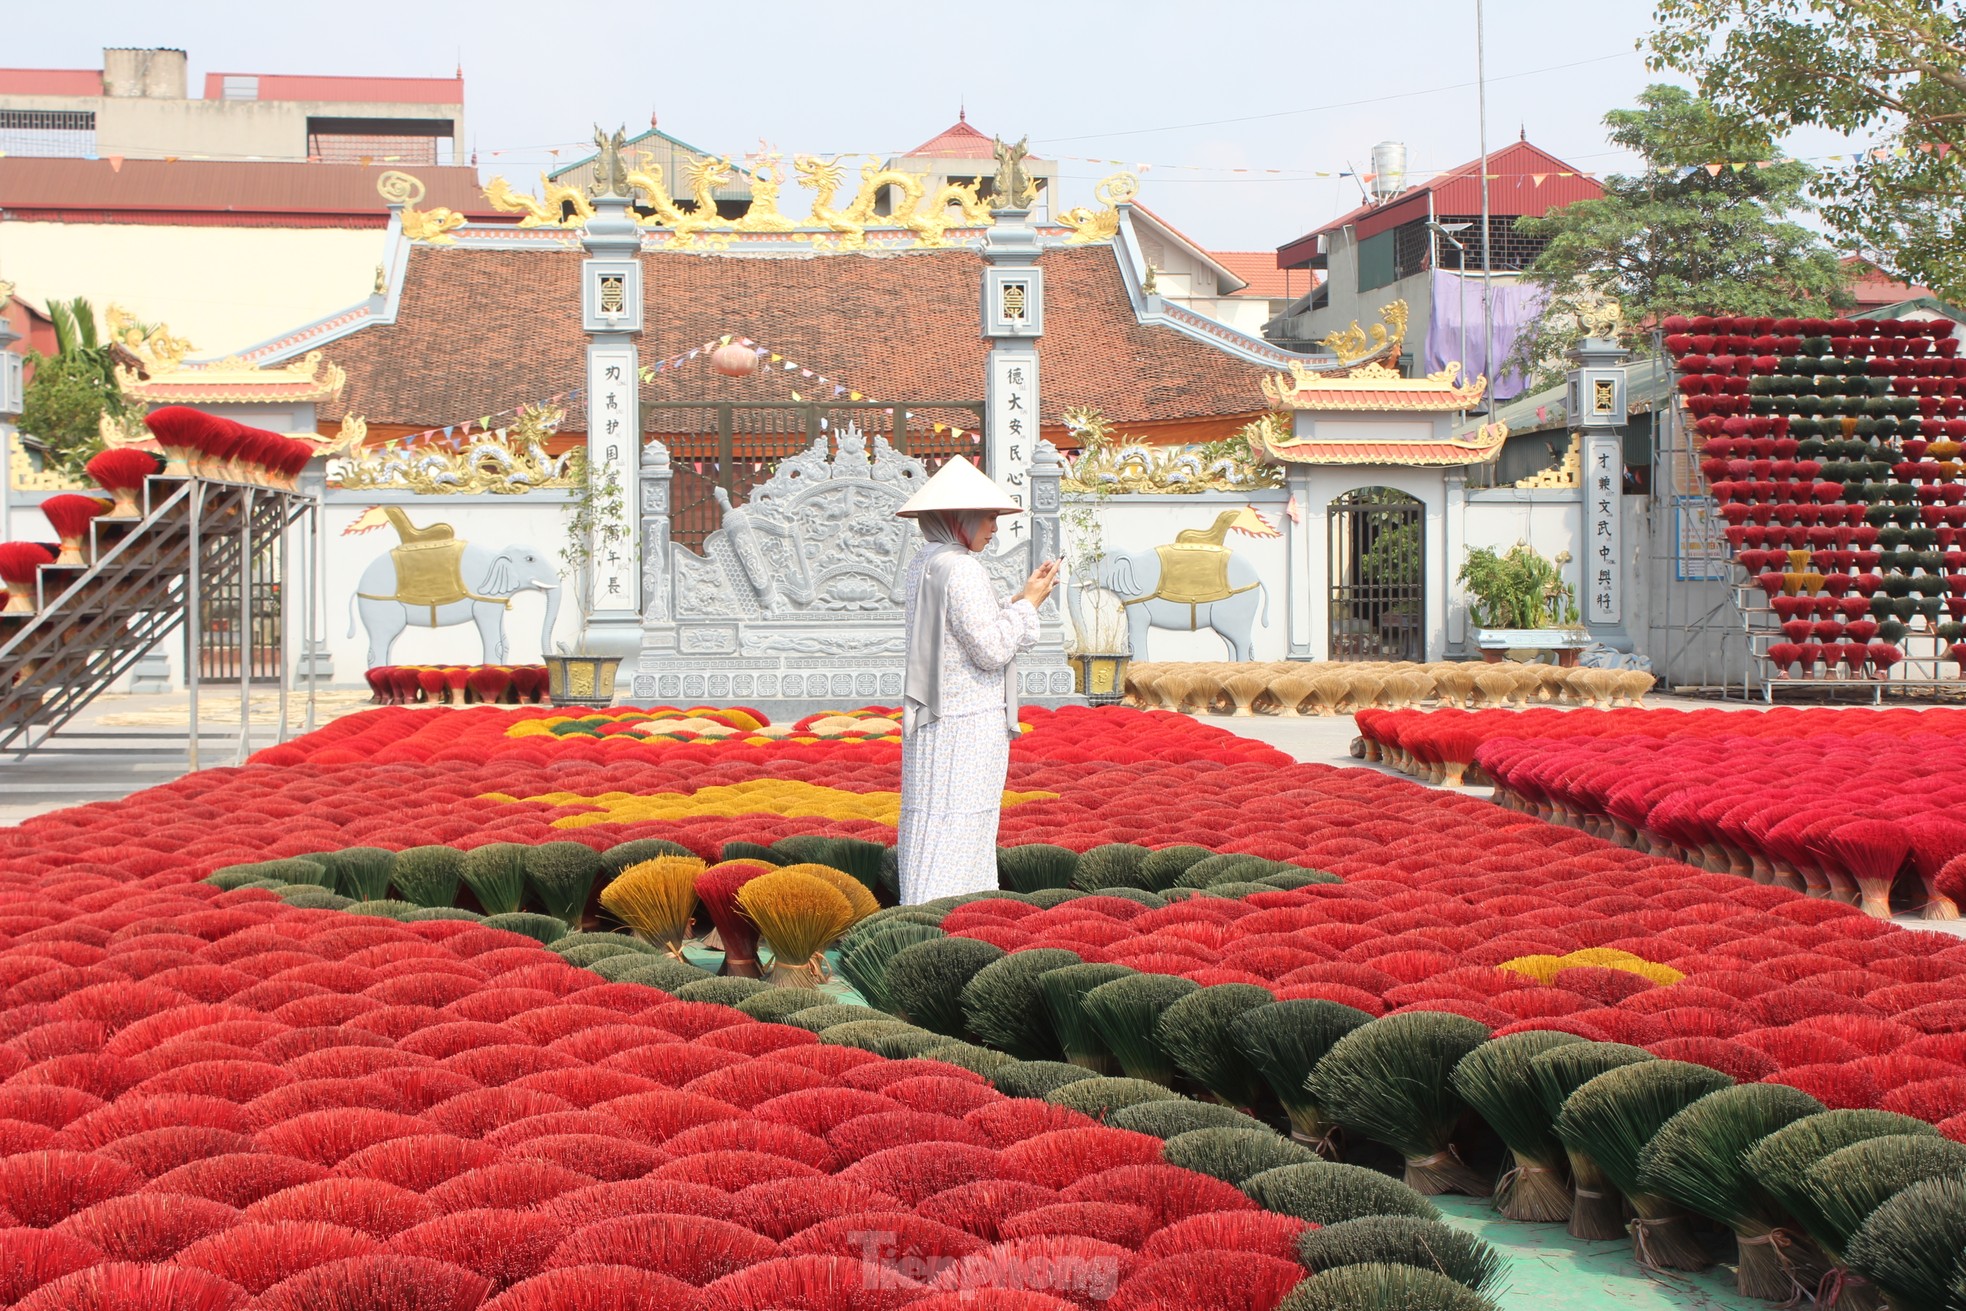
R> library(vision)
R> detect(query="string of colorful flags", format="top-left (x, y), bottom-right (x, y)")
top-left (640, 334), bottom-right (987, 448)
top-left (17, 135), bottom-right (1952, 182)
top-left (385, 388), bottom-right (584, 451)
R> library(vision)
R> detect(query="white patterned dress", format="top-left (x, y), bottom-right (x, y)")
top-left (897, 551), bottom-right (1039, 904)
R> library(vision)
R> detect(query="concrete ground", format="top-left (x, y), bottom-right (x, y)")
top-left (0, 688), bottom-right (371, 826)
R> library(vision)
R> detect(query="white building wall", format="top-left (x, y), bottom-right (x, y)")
top-left (1065, 491), bottom-right (1293, 662)
top-left (1065, 476), bottom-right (1588, 664)
top-left (0, 93), bottom-right (463, 163)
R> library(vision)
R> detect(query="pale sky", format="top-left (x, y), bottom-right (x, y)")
top-left (10, 0), bottom-right (1859, 251)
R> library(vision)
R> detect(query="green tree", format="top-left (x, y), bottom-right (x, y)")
top-left (1508, 85), bottom-right (1850, 389)
top-left (19, 298), bottom-right (132, 477)
top-left (1648, 0), bottom-right (1966, 303)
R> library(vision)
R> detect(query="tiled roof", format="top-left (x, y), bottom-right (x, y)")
top-left (1262, 437), bottom-right (1506, 466)
top-left (1258, 440), bottom-right (1502, 465)
top-left (902, 114), bottom-right (1036, 159)
top-left (1211, 251), bottom-right (1304, 299)
top-left (1281, 385), bottom-right (1484, 411)
top-left (317, 244), bottom-right (1273, 429)
top-left (0, 158), bottom-right (499, 225)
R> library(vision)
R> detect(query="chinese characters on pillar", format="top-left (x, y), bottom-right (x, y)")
top-left (987, 352), bottom-right (1037, 541)
top-left (1584, 435), bottom-right (1622, 624)
top-left (586, 346), bottom-right (640, 614)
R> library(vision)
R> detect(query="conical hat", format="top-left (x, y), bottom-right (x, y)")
top-left (896, 456), bottom-right (1022, 517)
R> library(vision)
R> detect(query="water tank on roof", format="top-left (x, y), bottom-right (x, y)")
top-left (1370, 142), bottom-right (1407, 201)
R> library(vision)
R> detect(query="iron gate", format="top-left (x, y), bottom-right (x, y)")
top-left (194, 537), bottom-right (283, 683)
top-left (648, 401), bottom-right (984, 551)
top-left (1328, 487), bottom-right (1425, 662)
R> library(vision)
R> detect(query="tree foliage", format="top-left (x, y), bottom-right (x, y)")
top-left (1457, 542), bottom-right (1579, 630)
top-left (19, 298), bottom-right (131, 477)
top-left (1649, 0), bottom-right (1966, 303)
top-left (1508, 85), bottom-right (1850, 388)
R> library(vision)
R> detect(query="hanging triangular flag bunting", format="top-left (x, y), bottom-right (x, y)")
top-left (1706, 163), bottom-right (1724, 176)
top-left (1531, 173), bottom-right (1547, 186)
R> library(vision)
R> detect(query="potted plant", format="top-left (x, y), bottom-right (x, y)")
top-left (1458, 542), bottom-right (1588, 665)
top-left (550, 434), bottom-right (627, 707)
top-left (1060, 410), bottom-right (1130, 703)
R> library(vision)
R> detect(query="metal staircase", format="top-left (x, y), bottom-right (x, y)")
top-left (1731, 579), bottom-right (1954, 703)
top-left (0, 474), bottom-right (318, 758)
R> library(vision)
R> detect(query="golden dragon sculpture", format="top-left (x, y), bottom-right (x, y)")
top-left (483, 174), bottom-right (594, 227)
top-left (1058, 173), bottom-right (1139, 245)
top-left (626, 155), bottom-right (734, 245)
top-left (794, 156), bottom-right (994, 248)
top-left (732, 148), bottom-right (798, 233)
top-left (893, 178), bottom-right (994, 246)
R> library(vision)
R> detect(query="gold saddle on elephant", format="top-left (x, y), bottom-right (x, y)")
top-left (390, 539), bottom-right (471, 616)
top-left (358, 507), bottom-right (472, 622)
top-left (1132, 543), bottom-right (1261, 631)
top-left (1152, 543), bottom-right (1240, 606)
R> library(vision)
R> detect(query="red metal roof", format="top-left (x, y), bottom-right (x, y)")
top-left (0, 68), bottom-right (104, 96)
top-left (1277, 139), bottom-right (1601, 269)
top-left (902, 112), bottom-right (1037, 159)
top-left (0, 158), bottom-right (500, 224)
top-left (200, 72), bottom-right (463, 105)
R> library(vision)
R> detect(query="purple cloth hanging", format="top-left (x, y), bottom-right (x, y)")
top-left (1424, 271), bottom-right (1547, 402)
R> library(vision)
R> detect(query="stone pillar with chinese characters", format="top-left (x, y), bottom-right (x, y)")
top-left (1567, 336), bottom-right (1632, 650)
top-left (637, 439), bottom-right (675, 668)
top-left (577, 157), bottom-right (644, 661)
top-left (981, 196), bottom-right (1042, 545)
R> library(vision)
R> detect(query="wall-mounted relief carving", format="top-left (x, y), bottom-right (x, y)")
top-left (635, 423), bottom-right (1075, 709)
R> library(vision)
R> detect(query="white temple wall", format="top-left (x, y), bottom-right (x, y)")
top-left (1065, 491), bottom-right (1293, 662)
top-left (1067, 478), bottom-right (1590, 664)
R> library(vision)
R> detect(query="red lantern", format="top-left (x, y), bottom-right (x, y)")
top-left (711, 343), bottom-right (760, 378)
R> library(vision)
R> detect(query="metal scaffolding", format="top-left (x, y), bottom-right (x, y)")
top-left (0, 470), bottom-right (321, 763)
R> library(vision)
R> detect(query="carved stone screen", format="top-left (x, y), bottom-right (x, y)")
top-left (635, 423), bottom-right (1077, 713)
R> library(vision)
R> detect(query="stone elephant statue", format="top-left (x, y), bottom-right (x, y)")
top-left (1070, 534), bottom-right (1269, 662)
top-left (347, 508), bottom-right (563, 667)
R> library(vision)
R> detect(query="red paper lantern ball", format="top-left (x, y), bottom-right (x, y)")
top-left (710, 344), bottom-right (760, 378)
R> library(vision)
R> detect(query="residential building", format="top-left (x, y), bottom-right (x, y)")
top-left (547, 121), bottom-right (754, 217)
top-left (0, 48), bottom-right (463, 164)
top-left (1119, 204), bottom-right (1303, 338)
top-left (1269, 137), bottom-right (1601, 401)
top-left (1843, 256), bottom-right (1938, 312)
top-left (0, 157), bottom-right (495, 353)
top-left (881, 113), bottom-right (1059, 220)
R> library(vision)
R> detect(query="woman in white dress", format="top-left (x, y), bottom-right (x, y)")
top-left (895, 458), bottom-right (1060, 904)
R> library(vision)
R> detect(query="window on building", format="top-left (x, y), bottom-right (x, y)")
top-left (220, 76), bottom-right (260, 101)
top-left (1436, 215), bottom-right (1553, 271)
top-left (1359, 221), bottom-right (1437, 292)
top-left (306, 117), bottom-right (454, 165)
top-left (0, 109), bottom-right (96, 159)
top-left (1357, 230), bottom-right (1396, 292)
top-left (1393, 221), bottom-right (1431, 281)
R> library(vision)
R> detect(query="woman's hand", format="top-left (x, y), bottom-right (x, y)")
top-left (1017, 559), bottom-right (1060, 607)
